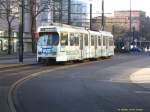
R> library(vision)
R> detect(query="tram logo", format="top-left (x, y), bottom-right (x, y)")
top-left (42, 48), bottom-right (51, 55)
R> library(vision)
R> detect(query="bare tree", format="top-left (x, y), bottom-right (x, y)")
top-left (0, 0), bottom-right (19, 54)
top-left (24, 0), bottom-right (53, 53)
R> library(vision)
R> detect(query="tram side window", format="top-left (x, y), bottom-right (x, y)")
top-left (109, 38), bottom-right (114, 46)
top-left (84, 34), bottom-right (88, 46)
top-left (74, 36), bottom-right (79, 46)
top-left (98, 36), bottom-right (101, 46)
top-left (61, 32), bottom-right (68, 46)
top-left (70, 33), bottom-right (79, 46)
top-left (70, 33), bottom-right (74, 46)
top-left (106, 37), bottom-right (109, 46)
top-left (103, 36), bottom-right (106, 46)
top-left (91, 35), bottom-right (94, 46)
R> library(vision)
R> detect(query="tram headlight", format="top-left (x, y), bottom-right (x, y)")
top-left (38, 51), bottom-right (42, 55)
top-left (38, 47), bottom-right (42, 55)
top-left (52, 52), bottom-right (56, 55)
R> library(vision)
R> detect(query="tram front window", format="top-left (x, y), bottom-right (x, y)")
top-left (38, 33), bottom-right (59, 46)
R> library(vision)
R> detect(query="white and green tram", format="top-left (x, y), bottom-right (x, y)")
top-left (37, 24), bottom-right (114, 63)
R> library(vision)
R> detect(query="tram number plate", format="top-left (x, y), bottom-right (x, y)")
top-left (42, 48), bottom-right (51, 54)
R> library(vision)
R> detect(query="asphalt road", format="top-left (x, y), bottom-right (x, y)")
top-left (0, 63), bottom-right (63, 112)
top-left (12, 54), bottom-right (150, 112)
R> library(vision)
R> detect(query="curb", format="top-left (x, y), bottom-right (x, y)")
top-left (0, 56), bottom-right (36, 60)
top-left (0, 63), bottom-right (37, 70)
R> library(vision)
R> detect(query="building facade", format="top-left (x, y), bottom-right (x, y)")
top-left (114, 10), bottom-right (146, 32)
top-left (92, 16), bottom-right (128, 32)
top-left (37, 0), bottom-right (88, 28)
top-left (91, 10), bottom-right (147, 50)
top-left (92, 10), bottom-right (146, 38)
top-left (0, 0), bottom-right (19, 53)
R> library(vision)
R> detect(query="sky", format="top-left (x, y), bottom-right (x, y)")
top-left (83, 0), bottom-right (150, 17)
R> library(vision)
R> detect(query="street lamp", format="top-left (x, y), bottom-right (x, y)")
top-left (18, 0), bottom-right (24, 63)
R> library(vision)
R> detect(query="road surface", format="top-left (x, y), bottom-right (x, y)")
top-left (14, 54), bottom-right (150, 112)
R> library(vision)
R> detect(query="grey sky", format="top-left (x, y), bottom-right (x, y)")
top-left (83, 0), bottom-right (150, 17)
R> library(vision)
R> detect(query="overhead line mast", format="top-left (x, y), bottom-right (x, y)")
top-left (101, 0), bottom-right (104, 31)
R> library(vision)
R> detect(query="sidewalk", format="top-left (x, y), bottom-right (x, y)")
top-left (0, 53), bottom-right (37, 69)
top-left (0, 52), bottom-right (36, 60)
top-left (130, 68), bottom-right (150, 83)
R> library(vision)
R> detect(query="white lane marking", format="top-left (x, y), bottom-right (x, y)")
top-left (135, 91), bottom-right (150, 94)
top-left (141, 86), bottom-right (150, 89)
top-left (109, 79), bottom-right (130, 82)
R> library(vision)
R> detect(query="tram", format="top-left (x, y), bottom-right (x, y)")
top-left (37, 24), bottom-right (114, 63)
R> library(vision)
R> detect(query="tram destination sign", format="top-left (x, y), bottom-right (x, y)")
top-left (40, 28), bottom-right (57, 32)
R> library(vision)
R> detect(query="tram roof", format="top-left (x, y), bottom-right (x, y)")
top-left (38, 24), bottom-right (87, 33)
top-left (38, 23), bottom-right (113, 37)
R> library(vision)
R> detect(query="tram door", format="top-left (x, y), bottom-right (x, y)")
top-left (102, 36), bottom-right (106, 56)
top-left (106, 37), bottom-right (109, 56)
top-left (95, 36), bottom-right (97, 57)
top-left (0, 40), bottom-right (2, 51)
top-left (80, 34), bottom-right (84, 59)
top-left (84, 34), bottom-right (89, 59)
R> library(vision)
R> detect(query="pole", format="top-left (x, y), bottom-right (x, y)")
top-left (60, 0), bottom-right (62, 23)
top-left (129, 0), bottom-right (132, 43)
top-left (19, 0), bottom-right (24, 63)
top-left (68, 0), bottom-right (71, 25)
top-left (112, 24), bottom-right (115, 35)
top-left (101, 0), bottom-right (104, 31)
top-left (133, 27), bottom-right (135, 45)
top-left (90, 3), bottom-right (92, 30)
top-left (127, 0), bottom-right (131, 50)
top-left (140, 25), bottom-right (143, 48)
